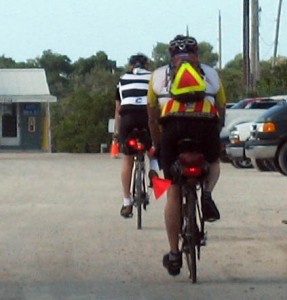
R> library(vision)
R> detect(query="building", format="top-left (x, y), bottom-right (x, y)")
top-left (0, 69), bottom-right (57, 152)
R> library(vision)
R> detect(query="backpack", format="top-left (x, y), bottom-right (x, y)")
top-left (169, 61), bottom-right (206, 103)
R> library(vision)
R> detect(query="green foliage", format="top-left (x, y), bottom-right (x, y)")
top-left (37, 50), bottom-right (74, 97)
top-left (198, 42), bottom-right (218, 67)
top-left (257, 59), bottom-right (287, 96)
top-left (4, 41), bottom-right (287, 152)
top-left (151, 42), bottom-right (170, 68)
top-left (0, 55), bottom-right (18, 68)
top-left (219, 54), bottom-right (245, 101)
top-left (51, 86), bottom-right (115, 153)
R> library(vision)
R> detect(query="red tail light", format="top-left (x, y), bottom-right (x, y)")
top-left (128, 139), bottom-right (137, 147)
top-left (182, 166), bottom-right (203, 177)
top-left (127, 139), bottom-right (145, 151)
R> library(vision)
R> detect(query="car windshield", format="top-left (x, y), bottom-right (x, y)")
top-left (246, 101), bottom-right (278, 109)
top-left (231, 97), bottom-right (282, 109)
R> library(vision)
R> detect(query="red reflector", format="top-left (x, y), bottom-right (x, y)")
top-left (127, 139), bottom-right (145, 152)
top-left (137, 143), bottom-right (145, 151)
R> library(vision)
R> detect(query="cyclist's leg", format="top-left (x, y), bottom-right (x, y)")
top-left (121, 154), bottom-right (134, 200)
top-left (201, 121), bottom-right (221, 221)
top-left (204, 159), bottom-right (220, 192)
top-left (160, 119), bottom-right (183, 275)
top-left (164, 184), bottom-right (181, 253)
top-left (119, 113), bottom-right (136, 217)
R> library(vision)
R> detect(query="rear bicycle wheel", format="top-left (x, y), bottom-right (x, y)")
top-left (134, 164), bottom-right (143, 229)
top-left (184, 191), bottom-right (197, 283)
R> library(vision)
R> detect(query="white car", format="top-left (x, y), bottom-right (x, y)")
top-left (226, 122), bottom-right (253, 168)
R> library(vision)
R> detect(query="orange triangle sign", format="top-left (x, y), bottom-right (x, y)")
top-left (152, 177), bottom-right (172, 200)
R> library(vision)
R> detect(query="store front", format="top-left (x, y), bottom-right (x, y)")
top-left (0, 69), bottom-right (57, 152)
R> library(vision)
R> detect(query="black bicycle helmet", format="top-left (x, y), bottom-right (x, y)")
top-left (168, 35), bottom-right (198, 57)
top-left (128, 53), bottom-right (148, 68)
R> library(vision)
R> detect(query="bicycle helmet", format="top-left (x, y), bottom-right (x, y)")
top-left (168, 35), bottom-right (198, 57)
top-left (128, 53), bottom-right (148, 68)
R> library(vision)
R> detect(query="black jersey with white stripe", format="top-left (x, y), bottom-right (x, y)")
top-left (117, 67), bottom-right (151, 114)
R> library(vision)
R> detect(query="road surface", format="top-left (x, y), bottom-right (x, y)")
top-left (0, 153), bottom-right (286, 299)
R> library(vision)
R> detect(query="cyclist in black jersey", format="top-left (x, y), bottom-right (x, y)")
top-left (114, 54), bottom-right (158, 218)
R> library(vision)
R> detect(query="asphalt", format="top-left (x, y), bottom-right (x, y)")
top-left (0, 152), bottom-right (286, 300)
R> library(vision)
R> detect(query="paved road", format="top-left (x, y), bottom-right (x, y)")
top-left (0, 153), bottom-right (286, 300)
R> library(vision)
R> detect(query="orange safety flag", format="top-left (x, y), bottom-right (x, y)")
top-left (170, 62), bottom-right (206, 97)
top-left (110, 140), bottom-right (120, 158)
top-left (152, 177), bottom-right (172, 200)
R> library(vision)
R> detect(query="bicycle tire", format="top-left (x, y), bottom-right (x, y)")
top-left (185, 190), bottom-right (197, 283)
top-left (134, 163), bottom-right (143, 230)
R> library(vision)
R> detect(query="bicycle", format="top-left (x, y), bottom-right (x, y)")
top-left (170, 138), bottom-right (209, 283)
top-left (125, 128), bottom-right (151, 230)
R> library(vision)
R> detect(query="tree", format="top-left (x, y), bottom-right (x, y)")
top-left (257, 57), bottom-right (287, 96)
top-left (151, 42), bottom-right (169, 68)
top-left (37, 50), bottom-right (74, 97)
top-left (51, 56), bottom-right (120, 152)
top-left (219, 54), bottom-right (245, 101)
top-left (198, 42), bottom-right (218, 67)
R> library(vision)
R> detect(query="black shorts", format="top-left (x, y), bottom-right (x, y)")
top-left (119, 110), bottom-right (151, 155)
top-left (160, 117), bottom-right (220, 180)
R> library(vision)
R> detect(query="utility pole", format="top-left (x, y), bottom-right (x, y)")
top-left (218, 10), bottom-right (222, 70)
top-left (250, 0), bottom-right (260, 92)
top-left (272, 0), bottom-right (283, 67)
top-left (243, 0), bottom-right (251, 94)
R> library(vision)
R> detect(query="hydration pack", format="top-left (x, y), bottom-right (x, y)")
top-left (169, 61), bottom-right (206, 103)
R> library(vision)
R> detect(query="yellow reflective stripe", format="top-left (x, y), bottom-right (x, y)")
top-left (202, 100), bottom-right (211, 113)
top-left (172, 101), bottom-right (181, 112)
top-left (161, 98), bottom-right (219, 117)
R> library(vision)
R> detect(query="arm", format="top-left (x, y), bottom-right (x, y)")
top-left (114, 88), bottom-right (121, 139)
top-left (114, 100), bottom-right (121, 138)
top-left (215, 81), bottom-right (226, 129)
top-left (147, 77), bottom-right (161, 148)
top-left (147, 104), bottom-right (161, 147)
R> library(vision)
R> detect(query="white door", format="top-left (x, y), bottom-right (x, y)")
top-left (0, 103), bottom-right (20, 146)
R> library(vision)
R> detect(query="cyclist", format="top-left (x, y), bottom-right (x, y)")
top-left (114, 53), bottom-right (158, 218)
top-left (147, 35), bottom-right (226, 276)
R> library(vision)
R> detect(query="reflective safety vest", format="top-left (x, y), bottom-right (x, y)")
top-left (160, 98), bottom-right (219, 119)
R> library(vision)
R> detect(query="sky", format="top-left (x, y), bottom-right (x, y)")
top-left (0, 0), bottom-right (286, 67)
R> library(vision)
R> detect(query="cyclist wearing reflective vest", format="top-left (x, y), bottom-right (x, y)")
top-left (147, 35), bottom-right (226, 276)
top-left (114, 54), bottom-right (158, 218)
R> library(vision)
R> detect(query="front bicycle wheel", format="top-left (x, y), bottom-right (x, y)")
top-left (184, 190), bottom-right (198, 283)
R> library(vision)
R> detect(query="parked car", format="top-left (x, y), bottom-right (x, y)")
top-left (226, 122), bottom-right (253, 168)
top-left (230, 95), bottom-right (287, 109)
top-left (225, 100), bottom-right (283, 168)
top-left (245, 102), bottom-right (287, 175)
top-left (226, 102), bottom-right (236, 108)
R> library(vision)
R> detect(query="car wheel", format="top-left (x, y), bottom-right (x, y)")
top-left (231, 158), bottom-right (253, 169)
top-left (277, 143), bottom-right (287, 175)
top-left (251, 158), bottom-right (271, 171)
top-left (264, 159), bottom-right (278, 172)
